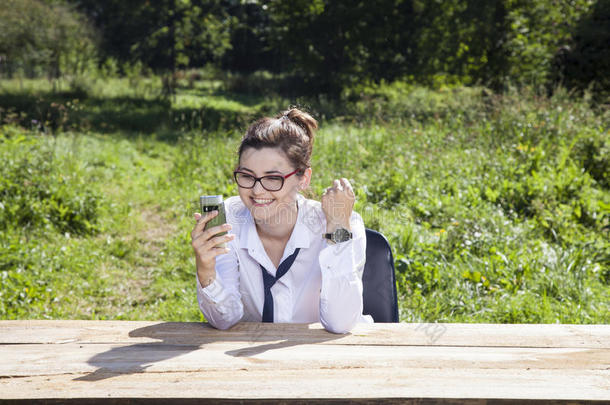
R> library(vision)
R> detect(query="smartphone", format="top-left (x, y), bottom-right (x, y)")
top-left (200, 195), bottom-right (227, 247)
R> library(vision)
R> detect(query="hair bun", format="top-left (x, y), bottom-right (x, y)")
top-left (281, 108), bottom-right (318, 143)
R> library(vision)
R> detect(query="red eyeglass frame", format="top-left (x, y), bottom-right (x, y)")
top-left (233, 168), bottom-right (299, 191)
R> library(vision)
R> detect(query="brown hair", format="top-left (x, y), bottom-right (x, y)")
top-left (238, 108), bottom-right (318, 175)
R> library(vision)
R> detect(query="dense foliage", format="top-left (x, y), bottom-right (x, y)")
top-left (1, 0), bottom-right (607, 97)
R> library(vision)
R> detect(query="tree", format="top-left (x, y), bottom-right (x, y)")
top-left (71, 0), bottom-right (234, 72)
top-left (220, 0), bottom-right (276, 73)
top-left (502, 0), bottom-right (596, 88)
top-left (265, 0), bottom-right (418, 95)
top-left (411, 0), bottom-right (509, 87)
top-left (0, 0), bottom-right (96, 78)
top-left (557, 0), bottom-right (610, 99)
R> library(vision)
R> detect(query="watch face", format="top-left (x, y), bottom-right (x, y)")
top-left (334, 228), bottom-right (352, 242)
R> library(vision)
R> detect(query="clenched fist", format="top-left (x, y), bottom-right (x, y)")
top-left (321, 178), bottom-right (355, 233)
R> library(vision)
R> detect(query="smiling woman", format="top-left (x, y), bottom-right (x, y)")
top-left (190, 108), bottom-right (371, 333)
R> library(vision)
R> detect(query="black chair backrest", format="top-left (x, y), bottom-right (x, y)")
top-left (362, 228), bottom-right (399, 322)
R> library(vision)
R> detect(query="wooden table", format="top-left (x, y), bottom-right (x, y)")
top-left (0, 321), bottom-right (608, 404)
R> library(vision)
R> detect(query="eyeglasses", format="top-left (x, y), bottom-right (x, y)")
top-left (233, 169), bottom-right (299, 192)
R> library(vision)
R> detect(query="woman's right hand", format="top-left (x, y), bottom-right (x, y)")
top-left (191, 211), bottom-right (235, 288)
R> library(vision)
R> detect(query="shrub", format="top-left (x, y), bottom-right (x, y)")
top-left (0, 126), bottom-right (100, 235)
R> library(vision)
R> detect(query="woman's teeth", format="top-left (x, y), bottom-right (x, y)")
top-left (253, 198), bottom-right (273, 205)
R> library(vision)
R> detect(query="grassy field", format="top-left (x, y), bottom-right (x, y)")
top-left (0, 76), bottom-right (608, 323)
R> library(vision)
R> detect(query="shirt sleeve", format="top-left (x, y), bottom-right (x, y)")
top-left (318, 212), bottom-right (368, 334)
top-left (196, 237), bottom-right (243, 330)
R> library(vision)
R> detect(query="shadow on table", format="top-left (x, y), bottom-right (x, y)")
top-left (74, 322), bottom-right (342, 382)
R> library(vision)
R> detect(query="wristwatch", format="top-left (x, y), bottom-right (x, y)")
top-left (323, 227), bottom-right (353, 244)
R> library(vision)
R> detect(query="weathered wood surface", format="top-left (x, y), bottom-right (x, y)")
top-left (0, 321), bottom-right (608, 403)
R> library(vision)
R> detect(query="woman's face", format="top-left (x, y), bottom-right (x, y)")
top-left (236, 146), bottom-right (311, 225)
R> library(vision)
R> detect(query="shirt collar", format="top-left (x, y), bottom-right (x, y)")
top-left (291, 194), bottom-right (313, 249)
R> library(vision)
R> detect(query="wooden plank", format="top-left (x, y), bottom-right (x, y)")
top-left (1, 321), bottom-right (608, 348)
top-left (1, 342), bottom-right (608, 376)
top-left (1, 367), bottom-right (608, 401)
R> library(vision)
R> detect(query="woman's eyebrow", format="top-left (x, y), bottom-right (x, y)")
top-left (237, 166), bottom-right (254, 173)
top-left (237, 166), bottom-right (283, 175)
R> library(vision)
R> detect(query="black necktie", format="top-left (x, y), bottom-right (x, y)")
top-left (260, 248), bottom-right (301, 322)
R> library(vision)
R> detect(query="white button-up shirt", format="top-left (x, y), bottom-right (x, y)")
top-left (196, 194), bottom-right (372, 333)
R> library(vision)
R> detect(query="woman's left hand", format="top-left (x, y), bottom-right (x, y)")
top-left (321, 178), bottom-right (355, 232)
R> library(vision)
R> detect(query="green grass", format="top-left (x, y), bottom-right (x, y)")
top-left (0, 77), bottom-right (608, 323)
